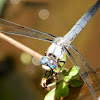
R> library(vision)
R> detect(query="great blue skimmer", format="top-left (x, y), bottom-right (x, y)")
top-left (0, 0), bottom-right (100, 100)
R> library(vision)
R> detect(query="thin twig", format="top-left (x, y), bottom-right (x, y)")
top-left (0, 32), bottom-right (43, 60)
top-left (98, 96), bottom-right (100, 100)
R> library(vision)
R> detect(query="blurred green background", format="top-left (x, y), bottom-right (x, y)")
top-left (0, 0), bottom-right (100, 100)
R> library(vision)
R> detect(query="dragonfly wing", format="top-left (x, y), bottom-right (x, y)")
top-left (64, 44), bottom-right (100, 100)
top-left (0, 18), bottom-right (57, 42)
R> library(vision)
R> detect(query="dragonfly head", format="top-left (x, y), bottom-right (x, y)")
top-left (40, 56), bottom-right (57, 71)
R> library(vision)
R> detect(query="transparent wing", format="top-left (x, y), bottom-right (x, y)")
top-left (64, 44), bottom-right (100, 100)
top-left (0, 18), bottom-right (57, 42)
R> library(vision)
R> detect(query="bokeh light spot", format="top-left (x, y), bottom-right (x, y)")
top-left (20, 52), bottom-right (32, 65)
top-left (32, 57), bottom-right (40, 66)
top-left (10, 0), bottom-right (21, 5)
top-left (39, 9), bottom-right (50, 20)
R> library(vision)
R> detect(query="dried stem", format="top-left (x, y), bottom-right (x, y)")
top-left (0, 32), bottom-right (43, 60)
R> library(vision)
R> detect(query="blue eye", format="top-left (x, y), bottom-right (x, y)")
top-left (48, 60), bottom-right (57, 69)
top-left (40, 56), bottom-right (48, 65)
top-left (40, 56), bottom-right (57, 69)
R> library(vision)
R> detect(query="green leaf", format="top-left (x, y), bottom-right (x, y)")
top-left (63, 76), bottom-right (72, 82)
top-left (68, 66), bottom-right (79, 76)
top-left (69, 80), bottom-right (83, 87)
top-left (56, 81), bottom-right (69, 97)
top-left (44, 88), bottom-right (56, 100)
top-left (48, 81), bottom-right (56, 87)
top-left (58, 54), bottom-right (66, 67)
top-left (62, 70), bottom-right (68, 76)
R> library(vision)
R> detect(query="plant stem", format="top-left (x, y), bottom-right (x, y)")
top-left (60, 97), bottom-right (64, 100)
top-left (0, 32), bottom-right (43, 60)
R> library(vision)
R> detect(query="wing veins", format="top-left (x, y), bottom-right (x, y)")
top-left (0, 18), bottom-right (57, 42)
top-left (64, 45), bottom-right (100, 100)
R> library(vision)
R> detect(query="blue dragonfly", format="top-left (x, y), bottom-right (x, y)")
top-left (0, 0), bottom-right (100, 100)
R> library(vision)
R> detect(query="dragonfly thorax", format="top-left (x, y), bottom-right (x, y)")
top-left (47, 43), bottom-right (64, 59)
top-left (47, 37), bottom-right (68, 59)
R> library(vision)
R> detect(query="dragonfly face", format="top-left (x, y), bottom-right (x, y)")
top-left (40, 38), bottom-right (66, 71)
top-left (40, 55), bottom-right (57, 70)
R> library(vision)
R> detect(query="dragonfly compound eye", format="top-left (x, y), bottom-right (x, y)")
top-left (48, 60), bottom-right (57, 69)
top-left (40, 56), bottom-right (48, 65)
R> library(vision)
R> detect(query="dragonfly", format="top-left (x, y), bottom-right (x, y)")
top-left (0, 0), bottom-right (100, 100)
